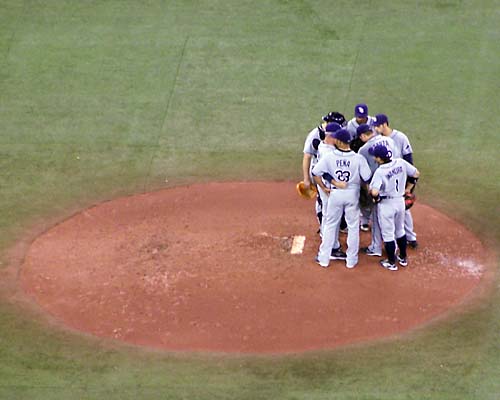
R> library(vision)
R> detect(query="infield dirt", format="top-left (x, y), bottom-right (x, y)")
top-left (17, 182), bottom-right (491, 354)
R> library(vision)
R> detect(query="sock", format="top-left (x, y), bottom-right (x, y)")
top-left (384, 241), bottom-right (396, 264)
top-left (396, 235), bottom-right (407, 259)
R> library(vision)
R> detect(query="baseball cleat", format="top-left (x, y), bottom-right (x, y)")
top-left (408, 240), bottom-right (419, 249)
top-left (315, 257), bottom-right (329, 268)
top-left (397, 256), bottom-right (408, 267)
top-left (380, 259), bottom-right (398, 271)
top-left (360, 224), bottom-right (370, 232)
top-left (339, 228), bottom-right (348, 234)
top-left (362, 247), bottom-right (382, 257)
top-left (345, 263), bottom-right (357, 269)
top-left (330, 248), bottom-right (347, 260)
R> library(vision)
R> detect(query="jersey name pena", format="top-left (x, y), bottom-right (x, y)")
top-left (312, 149), bottom-right (371, 191)
top-left (370, 159), bottom-right (417, 197)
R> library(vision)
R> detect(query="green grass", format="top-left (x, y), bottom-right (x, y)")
top-left (1, 0), bottom-right (499, 399)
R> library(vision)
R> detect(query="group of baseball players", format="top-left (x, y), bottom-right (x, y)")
top-left (302, 104), bottom-right (420, 271)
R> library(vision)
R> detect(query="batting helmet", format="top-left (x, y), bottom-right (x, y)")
top-left (322, 111), bottom-right (346, 126)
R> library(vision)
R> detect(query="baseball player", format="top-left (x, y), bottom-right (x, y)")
top-left (357, 123), bottom-right (398, 257)
top-left (369, 145), bottom-right (420, 271)
top-left (302, 112), bottom-right (346, 228)
top-left (312, 128), bottom-right (372, 269)
top-left (346, 104), bottom-right (374, 231)
top-left (346, 103), bottom-right (375, 149)
top-left (372, 114), bottom-right (419, 248)
top-left (315, 123), bottom-right (343, 250)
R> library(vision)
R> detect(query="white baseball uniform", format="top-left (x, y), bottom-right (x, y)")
top-left (389, 129), bottom-right (417, 242)
top-left (370, 158), bottom-right (418, 243)
top-left (358, 134), bottom-right (398, 255)
top-left (316, 142), bottom-right (341, 250)
top-left (303, 126), bottom-right (324, 219)
top-left (312, 149), bottom-right (371, 268)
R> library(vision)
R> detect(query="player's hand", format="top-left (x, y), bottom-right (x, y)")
top-left (319, 186), bottom-right (331, 195)
top-left (303, 178), bottom-right (311, 190)
top-left (333, 180), bottom-right (348, 189)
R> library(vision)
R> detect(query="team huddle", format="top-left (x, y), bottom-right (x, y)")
top-left (302, 104), bottom-right (420, 271)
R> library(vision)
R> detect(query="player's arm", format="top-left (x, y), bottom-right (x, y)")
top-left (313, 174), bottom-right (330, 193)
top-left (405, 168), bottom-right (420, 193)
top-left (369, 174), bottom-right (382, 203)
top-left (403, 153), bottom-right (414, 165)
top-left (401, 134), bottom-right (414, 164)
top-left (360, 156), bottom-right (372, 183)
top-left (302, 153), bottom-right (313, 189)
top-left (330, 179), bottom-right (347, 189)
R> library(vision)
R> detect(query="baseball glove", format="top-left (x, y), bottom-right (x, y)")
top-left (296, 181), bottom-right (318, 200)
top-left (404, 192), bottom-right (416, 209)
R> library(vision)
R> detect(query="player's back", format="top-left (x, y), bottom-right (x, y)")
top-left (324, 150), bottom-right (371, 190)
top-left (373, 159), bottom-right (409, 198)
top-left (359, 135), bottom-right (398, 171)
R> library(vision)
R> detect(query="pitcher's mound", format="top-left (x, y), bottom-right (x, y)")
top-left (20, 182), bottom-right (488, 353)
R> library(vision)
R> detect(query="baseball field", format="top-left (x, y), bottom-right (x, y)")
top-left (1, 1), bottom-right (499, 399)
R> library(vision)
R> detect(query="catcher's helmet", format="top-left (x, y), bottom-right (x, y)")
top-left (322, 111), bottom-right (346, 126)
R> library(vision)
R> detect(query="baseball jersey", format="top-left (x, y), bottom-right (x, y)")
top-left (346, 116), bottom-right (375, 141)
top-left (317, 142), bottom-right (336, 159)
top-left (370, 159), bottom-right (417, 198)
top-left (358, 134), bottom-right (398, 173)
top-left (317, 142), bottom-right (336, 188)
top-left (303, 126), bottom-right (322, 157)
top-left (303, 126), bottom-right (323, 172)
top-left (389, 129), bottom-right (413, 158)
top-left (312, 148), bottom-right (372, 192)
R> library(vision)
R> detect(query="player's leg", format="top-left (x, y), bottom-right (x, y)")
top-left (360, 206), bottom-right (371, 231)
top-left (318, 187), bottom-right (329, 237)
top-left (316, 195), bottom-right (343, 266)
top-left (339, 212), bottom-right (347, 233)
top-left (404, 209), bottom-right (418, 248)
top-left (395, 203), bottom-right (408, 265)
top-left (344, 195), bottom-right (361, 268)
top-left (315, 193), bottom-right (323, 229)
top-left (377, 202), bottom-right (397, 268)
top-left (365, 206), bottom-right (383, 256)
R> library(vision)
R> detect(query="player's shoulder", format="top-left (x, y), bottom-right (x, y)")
top-left (392, 129), bottom-right (409, 139)
top-left (304, 126), bottom-right (321, 148)
top-left (358, 142), bottom-right (369, 154)
top-left (318, 142), bottom-right (334, 154)
top-left (306, 126), bottom-right (320, 139)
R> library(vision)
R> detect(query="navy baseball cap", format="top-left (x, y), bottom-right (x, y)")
top-left (325, 122), bottom-right (342, 133)
top-left (354, 103), bottom-right (368, 118)
top-left (332, 128), bottom-right (351, 144)
top-left (369, 144), bottom-right (390, 159)
top-left (356, 124), bottom-right (372, 136)
top-left (372, 114), bottom-right (389, 126)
